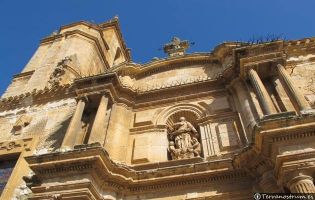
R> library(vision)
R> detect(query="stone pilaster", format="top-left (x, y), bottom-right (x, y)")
top-left (61, 97), bottom-right (87, 148)
top-left (276, 64), bottom-right (311, 113)
top-left (287, 174), bottom-right (315, 193)
top-left (88, 95), bottom-right (109, 144)
top-left (248, 69), bottom-right (277, 115)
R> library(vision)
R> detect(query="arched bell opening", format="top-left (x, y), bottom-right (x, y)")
top-left (165, 110), bottom-right (203, 161)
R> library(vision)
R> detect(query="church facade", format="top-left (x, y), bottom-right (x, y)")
top-left (0, 18), bottom-right (315, 199)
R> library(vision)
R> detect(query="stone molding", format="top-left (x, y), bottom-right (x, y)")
top-left (12, 70), bottom-right (35, 79)
top-left (233, 115), bottom-right (315, 177)
top-left (74, 72), bottom-right (227, 108)
top-left (275, 150), bottom-right (315, 180)
top-left (0, 138), bottom-right (33, 155)
top-left (29, 181), bottom-right (103, 200)
top-left (0, 84), bottom-right (73, 111)
top-left (25, 146), bottom-right (251, 195)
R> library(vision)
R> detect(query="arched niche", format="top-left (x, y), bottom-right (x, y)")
top-left (155, 104), bottom-right (206, 126)
top-left (155, 104), bottom-right (207, 161)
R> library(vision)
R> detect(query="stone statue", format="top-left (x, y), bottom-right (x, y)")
top-left (168, 117), bottom-right (201, 160)
top-left (168, 141), bottom-right (180, 160)
top-left (190, 134), bottom-right (201, 157)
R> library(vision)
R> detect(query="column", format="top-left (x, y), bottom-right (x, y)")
top-left (248, 69), bottom-right (277, 115)
top-left (276, 64), bottom-right (311, 112)
top-left (61, 97), bottom-right (86, 148)
top-left (288, 175), bottom-right (315, 193)
top-left (233, 79), bottom-right (256, 134)
top-left (88, 95), bottom-right (109, 144)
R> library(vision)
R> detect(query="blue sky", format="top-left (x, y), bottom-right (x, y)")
top-left (1, 0), bottom-right (315, 96)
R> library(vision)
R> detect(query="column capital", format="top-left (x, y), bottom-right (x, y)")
top-left (286, 174), bottom-right (313, 188)
top-left (97, 91), bottom-right (114, 104)
top-left (276, 63), bottom-right (284, 68)
top-left (285, 173), bottom-right (315, 193)
top-left (76, 95), bottom-right (89, 103)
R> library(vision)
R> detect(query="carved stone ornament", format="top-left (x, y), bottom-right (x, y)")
top-left (163, 37), bottom-right (190, 57)
top-left (48, 56), bottom-right (72, 87)
top-left (167, 117), bottom-right (201, 160)
top-left (12, 115), bottom-right (32, 134)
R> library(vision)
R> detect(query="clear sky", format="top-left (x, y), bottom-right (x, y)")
top-left (1, 0), bottom-right (315, 96)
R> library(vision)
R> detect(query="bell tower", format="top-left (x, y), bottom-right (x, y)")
top-left (2, 17), bottom-right (130, 99)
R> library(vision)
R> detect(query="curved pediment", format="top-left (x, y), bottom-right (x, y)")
top-left (115, 54), bottom-right (227, 92)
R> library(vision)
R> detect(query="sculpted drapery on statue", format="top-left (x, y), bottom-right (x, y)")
top-left (167, 117), bottom-right (201, 160)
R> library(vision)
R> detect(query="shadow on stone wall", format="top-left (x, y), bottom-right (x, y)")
top-left (44, 117), bottom-right (72, 151)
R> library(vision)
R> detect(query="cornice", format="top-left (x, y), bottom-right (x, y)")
top-left (0, 84), bottom-right (74, 111)
top-left (41, 29), bottom-right (110, 69)
top-left (39, 18), bottom-right (132, 69)
top-left (275, 150), bottom-right (315, 185)
top-left (53, 18), bottom-right (130, 62)
top-left (74, 72), bottom-right (227, 109)
top-left (1, 67), bottom-right (227, 111)
top-left (63, 29), bottom-right (110, 69)
top-left (285, 37), bottom-right (315, 53)
top-left (233, 112), bottom-right (315, 178)
top-left (99, 18), bottom-right (131, 62)
top-left (113, 54), bottom-right (218, 79)
top-left (60, 20), bottom-right (101, 32)
top-left (29, 181), bottom-right (103, 200)
top-left (25, 146), bottom-right (251, 194)
top-left (256, 113), bottom-right (315, 139)
top-left (12, 70), bottom-right (35, 79)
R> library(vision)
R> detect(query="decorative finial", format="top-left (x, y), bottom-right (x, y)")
top-left (163, 37), bottom-right (190, 57)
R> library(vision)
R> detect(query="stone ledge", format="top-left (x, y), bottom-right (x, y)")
top-left (25, 146), bottom-right (250, 194)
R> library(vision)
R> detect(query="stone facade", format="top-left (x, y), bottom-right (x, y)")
top-left (0, 18), bottom-right (315, 199)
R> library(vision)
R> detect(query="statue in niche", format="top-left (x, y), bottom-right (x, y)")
top-left (167, 117), bottom-right (201, 160)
